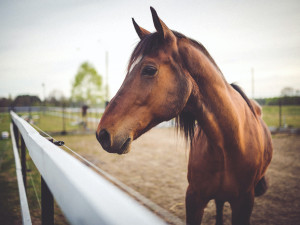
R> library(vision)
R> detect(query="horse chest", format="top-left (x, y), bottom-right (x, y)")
top-left (188, 142), bottom-right (254, 199)
top-left (188, 144), bottom-right (224, 190)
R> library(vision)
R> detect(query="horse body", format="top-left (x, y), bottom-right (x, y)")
top-left (96, 7), bottom-right (273, 225)
top-left (179, 40), bottom-right (272, 224)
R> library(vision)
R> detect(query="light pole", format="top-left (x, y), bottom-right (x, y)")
top-left (42, 83), bottom-right (46, 115)
top-left (251, 68), bottom-right (254, 99)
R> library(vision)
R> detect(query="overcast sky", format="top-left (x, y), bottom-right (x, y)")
top-left (0, 0), bottom-right (299, 100)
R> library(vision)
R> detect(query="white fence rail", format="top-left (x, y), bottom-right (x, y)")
top-left (10, 111), bottom-right (166, 225)
top-left (10, 123), bottom-right (32, 225)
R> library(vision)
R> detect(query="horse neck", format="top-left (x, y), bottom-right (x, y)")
top-left (179, 41), bottom-right (242, 148)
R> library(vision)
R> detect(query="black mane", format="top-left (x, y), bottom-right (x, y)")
top-left (230, 83), bottom-right (256, 115)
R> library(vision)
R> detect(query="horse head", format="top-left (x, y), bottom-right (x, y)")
top-left (96, 7), bottom-right (194, 154)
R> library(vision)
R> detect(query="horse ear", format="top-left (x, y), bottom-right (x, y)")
top-left (150, 7), bottom-right (175, 41)
top-left (132, 18), bottom-right (151, 39)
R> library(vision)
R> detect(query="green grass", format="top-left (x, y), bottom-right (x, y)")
top-left (262, 105), bottom-right (300, 128)
top-left (18, 112), bottom-right (100, 134)
top-left (36, 113), bottom-right (80, 133)
top-left (16, 106), bottom-right (300, 133)
top-left (0, 113), bottom-right (21, 224)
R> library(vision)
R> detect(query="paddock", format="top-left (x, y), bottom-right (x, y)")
top-left (58, 128), bottom-right (300, 225)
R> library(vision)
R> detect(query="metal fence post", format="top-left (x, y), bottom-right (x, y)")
top-left (279, 99), bottom-right (282, 128)
top-left (21, 135), bottom-right (27, 190)
top-left (61, 103), bottom-right (66, 135)
top-left (41, 177), bottom-right (54, 225)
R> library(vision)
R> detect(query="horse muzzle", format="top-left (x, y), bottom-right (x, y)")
top-left (96, 129), bottom-right (132, 154)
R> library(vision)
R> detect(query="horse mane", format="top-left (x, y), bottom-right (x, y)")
top-left (175, 84), bottom-right (256, 142)
top-left (230, 83), bottom-right (256, 115)
top-left (128, 32), bottom-right (161, 72)
top-left (128, 31), bottom-right (256, 142)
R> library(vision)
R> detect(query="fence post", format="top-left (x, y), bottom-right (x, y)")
top-left (61, 103), bottom-right (66, 135)
top-left (41, 177), bottom-right (54, 225)
top-left (13, 121), bottom-right (19, 150)
top-left (279, 99), bottom-right (282, 128)
top-left (41, 138), bottom-right (55, 225)
top-left (21, 135), bottom-right (27, 190)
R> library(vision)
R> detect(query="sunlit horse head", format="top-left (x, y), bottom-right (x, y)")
top-left (97, 7), bottom-right (195, 154)
top-left (96, 7), bottom-right (272, 225)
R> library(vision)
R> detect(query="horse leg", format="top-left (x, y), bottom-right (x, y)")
top-left (186, 186), bottom-right (208, 225)
top-left (230, 191), bottom-right (255, 225)
top-left (215, 199), bottom-right (224, 225)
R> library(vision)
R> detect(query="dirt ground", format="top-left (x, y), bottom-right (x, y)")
top-left (60, 128), bottom-right (300, 225)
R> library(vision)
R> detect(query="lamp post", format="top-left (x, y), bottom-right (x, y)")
top-left (42, 83), bottom-right (46, 115)
top-left (251, 68), bottom-right (254, 99)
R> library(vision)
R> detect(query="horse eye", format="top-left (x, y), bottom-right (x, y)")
top-left (141, 66), bottom-right (157, 76)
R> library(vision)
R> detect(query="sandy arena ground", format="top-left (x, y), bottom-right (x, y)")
top-left (61, 128), bottom-right (300, 225)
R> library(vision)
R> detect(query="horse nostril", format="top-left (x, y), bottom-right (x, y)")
top-left (97, 129), bottom-right (111, 150)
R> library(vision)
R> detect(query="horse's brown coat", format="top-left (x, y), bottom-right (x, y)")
top-left (96, 7), bottom-right (273, 225)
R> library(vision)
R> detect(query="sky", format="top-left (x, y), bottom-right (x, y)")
top-left (0, 0), bottom-right (299, 100)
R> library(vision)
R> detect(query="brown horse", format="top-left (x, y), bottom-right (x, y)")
top-left (96, 7), bottom-right (273, 225)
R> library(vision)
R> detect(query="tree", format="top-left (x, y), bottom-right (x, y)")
top-left (47, 89), bottom-right (66, 106)
top-left (71, 62), bottom-right (103, 105)
top-left (13, 95), bottom-right (41, 106)
top-left (0, 97), bottom-right (12, 107)
top-left (281, 87), bottom-right (294, 97)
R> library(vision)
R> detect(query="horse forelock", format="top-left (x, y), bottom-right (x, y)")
top-left (127, 32), bottom-right (161, 73)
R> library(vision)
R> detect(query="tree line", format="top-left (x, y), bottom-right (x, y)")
top-left (1, 95), bottom-right (300, 108)
top-left (255, 96), bottom-right (300, 106)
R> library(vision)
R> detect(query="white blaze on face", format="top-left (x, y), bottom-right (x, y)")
top-left (129, 55), bottom-right (143, 73)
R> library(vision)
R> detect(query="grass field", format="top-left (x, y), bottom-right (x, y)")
top-left (43, 105), bottom-right (300, 131)
top-left (9, 106), bottom-right (300, 135)
top-left (32, 112), bottom-right (99, 133)
top-left (23, 112), bottom-right (81, 133)
top-left (262, 105), bottom-right (300, 128)
top-left (14, 105), bottom-right (300, 135)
